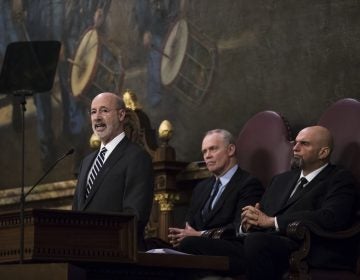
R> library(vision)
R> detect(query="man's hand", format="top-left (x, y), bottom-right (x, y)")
top-left (241, 203), bottom-right (275, 231)
top-left (168, 222), bottom-right (202, 247)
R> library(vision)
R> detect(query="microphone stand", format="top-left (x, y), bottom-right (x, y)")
top-left (19, 147), bottom-right (74, 263)
top-left (0, 40), bottom-right (61, 264)
top-left (15, 89), bottom-right (33, 264)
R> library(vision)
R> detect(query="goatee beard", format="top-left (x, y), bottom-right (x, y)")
top-left (291, 157), bottom-right (303, 169)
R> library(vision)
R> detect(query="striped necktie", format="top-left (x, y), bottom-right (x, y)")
top-left (86, 147), bottom-right (107, 198)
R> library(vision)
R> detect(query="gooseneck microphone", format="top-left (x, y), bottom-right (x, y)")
top-left (19, 148), bottom-right (74, 263)
top-left (24, 148), bottom-right (75, 198)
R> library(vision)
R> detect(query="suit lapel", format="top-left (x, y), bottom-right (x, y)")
top-left (202, 169), bottom-right (241, 222)
top-left (82, 137), bottom-right (130, 209)
top-left (279, 165), bottom-right (333, 212)
top-left (78, 151), bottom-right (97, 209)
top-left (199, 177), bottom-right (216, 211)
top-left (277, 173), bottom-right (300, 210)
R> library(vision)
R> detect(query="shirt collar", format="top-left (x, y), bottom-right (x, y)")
top-left (300, 163), bottom-right (328, 183)
top-left (216, 164), bottom-right (238, 186)
top-left (100, 132), bottom-right (125, 160)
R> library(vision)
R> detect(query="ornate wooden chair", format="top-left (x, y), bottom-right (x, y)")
top-left (236, 110), bottom-right (293, 187)
top-left (287, 98), bottom-right (360, 280)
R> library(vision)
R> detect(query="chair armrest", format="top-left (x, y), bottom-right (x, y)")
top-left (286, 220), bottom-right (360, 279)
top-left (286, 221), bottom-right (312, 278)
top-left (288, 220), bottom-right (360, 240)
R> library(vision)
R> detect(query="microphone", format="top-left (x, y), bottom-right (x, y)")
top-left (24, 148), bottom-right (75, 198)
top-left (19, 148), bottom-right (74, 263)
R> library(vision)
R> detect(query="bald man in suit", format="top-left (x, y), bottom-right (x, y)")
top-left (72, 92), bottom-right (154, 250)
top-left (241, 125), bottom-right (357, 279)
top-left (175, 126), bottom-right (357, 279)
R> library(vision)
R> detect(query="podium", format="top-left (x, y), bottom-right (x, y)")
top-left (0, 209), bottom-right (137, 264)
top-left (0, 209), bottom-right (229, 279)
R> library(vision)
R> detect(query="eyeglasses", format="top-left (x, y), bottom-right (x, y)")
top-left (89, 107), bottom-right (122, 116)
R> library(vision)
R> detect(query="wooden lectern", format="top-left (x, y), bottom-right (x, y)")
top-left (0, 209), bottom-right (137, 264)
top-left (0, 209), bottom-right (230, 279)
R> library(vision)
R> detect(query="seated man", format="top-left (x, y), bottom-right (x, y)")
top-left (177, 126), bottom-right (357, 280)
top-left (168, 129), bottom-right (264, 254)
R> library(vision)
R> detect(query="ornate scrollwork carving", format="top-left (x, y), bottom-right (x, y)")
top-left (154, 192), bottom-right (180, 212)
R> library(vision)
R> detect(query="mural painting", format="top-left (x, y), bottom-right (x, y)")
top-left (1, 0), bottom-right (360, 188)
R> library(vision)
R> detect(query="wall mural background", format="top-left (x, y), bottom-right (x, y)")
top-left (1, 0), bottom-right (360, 188)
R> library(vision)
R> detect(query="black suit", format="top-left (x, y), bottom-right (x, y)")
top-left (186, 167), bottom-right (264, 232)
top-left (72, 136), bottom-right (154, 249)
top-left (179, 164), bottom-right (357, 278)
top-left (244, 164), bottom-right (357, 277)
top-left (245, 164), bottom-right (357, 279)
top-left (177, 167), bottom-right (263, 271)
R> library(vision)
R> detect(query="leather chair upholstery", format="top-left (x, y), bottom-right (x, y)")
top-left (236, 110), bottom-right (293, 187)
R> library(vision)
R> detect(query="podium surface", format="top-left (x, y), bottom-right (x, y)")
top-left (0, 209), bottom-right (137, 263)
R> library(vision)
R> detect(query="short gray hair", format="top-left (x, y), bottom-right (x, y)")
top-left (204, 129), bottom-right (236, 145)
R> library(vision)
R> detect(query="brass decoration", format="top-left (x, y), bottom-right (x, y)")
top-left (89, 133), bottom-right (101, 149)
top-left (154, 192), bottom-right (180, 212)
top-left (123, 89), bottom-right (140, 110)
top-left (155, 120), bottom-right (175, 161)
top-left (158, 120), bottom-right (173, 144)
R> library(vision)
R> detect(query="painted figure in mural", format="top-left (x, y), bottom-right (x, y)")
top-left (61, 0), bottom-right (112, 173)
top-left (176, 126), bottom-right (357, 279)
top-left (168, 129), bottom-right (263, 256)
top-left (19, 0), bottom-right (65, 170)
top-left (0, 0), bottom-right (22, 131)
top-left (13, 0), bottom-right (111, 172)
top-left (72, 92), bottom-right (154, 250)
top-left (135, 0), bottom-right (182, 108)
top-left (0, 1), bottom-right (21, 61)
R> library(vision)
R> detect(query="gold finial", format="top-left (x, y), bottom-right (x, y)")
top-left (158, 120), bottom-right (173, 144)
top-left (89, 133), bottom-right (101, 149)
top-left (123, 89), bottom-right (140, 110)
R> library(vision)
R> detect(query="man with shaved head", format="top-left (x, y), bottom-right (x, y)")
top-left (238, 125), bottom-right (357, 279)
top-left (72, 92), bottom-right (154, 250)
top-left (189, 126), bottom-right (356, 279)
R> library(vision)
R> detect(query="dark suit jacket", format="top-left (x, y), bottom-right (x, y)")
top-left (186, 167), bottom-right (263, 232)
top-left (260, 164), bottom-right (357, 268)
top-left (72, 136), bottom-right (154, 247)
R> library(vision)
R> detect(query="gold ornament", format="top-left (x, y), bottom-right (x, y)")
top-left (89, 133), bottom-right (101, 149)
top-left (158, 120), bottom-right (173, 143)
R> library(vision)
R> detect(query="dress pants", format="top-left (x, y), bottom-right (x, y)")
top-left (178, 232), bottom-right (299, 280)
top-left (178, 236), bottom-right (246, 275)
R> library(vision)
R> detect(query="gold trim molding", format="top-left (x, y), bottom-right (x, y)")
top-left (0, 180), bottom-right (77, 210)
top-left (154, 192), bottom-right (180, 212)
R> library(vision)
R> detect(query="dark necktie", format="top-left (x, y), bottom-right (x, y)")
top-left (288, 177), bottom-right (308, 202)
top-left (86, 147), bottom-right (107, 198)
top-left (202, 179), bottom-right (222, 218)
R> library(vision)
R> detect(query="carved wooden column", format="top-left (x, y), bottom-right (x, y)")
top-left (153, 121), bottom-right (187, 241)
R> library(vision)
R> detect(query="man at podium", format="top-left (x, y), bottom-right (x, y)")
top-left (72, 92), bottom-right (154, 250)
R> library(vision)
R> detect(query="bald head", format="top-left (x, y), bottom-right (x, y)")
top-left (299, 125), bottom-right (334, 151)
top-left (292, 125), bottom-right (333, 174)
top-left (92, 92), bottom-right (125, 110)
top-left (300, 126), bottom-right (333, 153)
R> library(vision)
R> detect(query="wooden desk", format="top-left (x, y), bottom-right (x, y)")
top-left (138, 252), bottom-right (228, 270)
top-left (0, 209), bottom-right (136, 264)
top-left (0, 253), bottom-right (229, 280)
